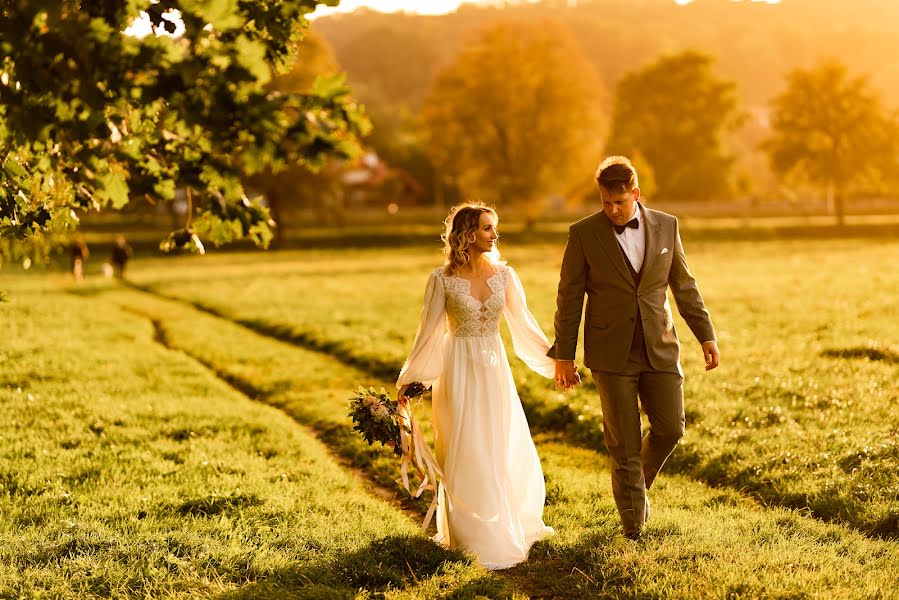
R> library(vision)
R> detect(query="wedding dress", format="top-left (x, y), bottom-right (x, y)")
top-left (396, 262), bottom-right (556, 570)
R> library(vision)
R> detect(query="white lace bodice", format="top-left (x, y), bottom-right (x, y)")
top-left (396, 264), bottom-right (557, 386)
top-left (443, 269), bottom-right (507, 337)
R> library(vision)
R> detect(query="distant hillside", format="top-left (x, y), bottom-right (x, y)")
top-left (313, 0), bottom-right (899, 111)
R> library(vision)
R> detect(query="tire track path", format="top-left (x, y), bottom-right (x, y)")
top-left (94, 285), bottom-right (899, 599)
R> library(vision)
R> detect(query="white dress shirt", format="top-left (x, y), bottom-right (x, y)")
top-left (614, 202), bottom-right (645, 273)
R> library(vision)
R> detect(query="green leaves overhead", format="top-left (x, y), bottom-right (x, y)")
top-left (195, 0), bottom-right (243, 32)
top-left (311, 72), bottom-right (350, 98)
top-left (0, 0), bottom-right (367, 256)
top-left (97, 171), bottom-right (130, 209)
top-left (235, 35), bottom-right (271, 84)
top-left (2, 156), bottom-right (26, 180)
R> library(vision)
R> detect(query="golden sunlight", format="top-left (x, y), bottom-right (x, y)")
top-left (674, 0), bottom-right (780, 4)
top-left (310, 0), bottom-right (779, 18)
top-left (308, 0), bottom-right (540, 19)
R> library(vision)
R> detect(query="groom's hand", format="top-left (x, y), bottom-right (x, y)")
top-left (702, 341), bottom-right (720, 371)
top-left (554, 360), bottom-right (581, 391)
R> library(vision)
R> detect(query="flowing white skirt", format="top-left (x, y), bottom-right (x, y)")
top-left (431, 333), bottom-right (554, 570)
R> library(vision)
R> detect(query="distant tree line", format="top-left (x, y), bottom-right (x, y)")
top-left (3, 0), bottom-right (898, 263)
top-left (314, 0), bottom-right (899, 225)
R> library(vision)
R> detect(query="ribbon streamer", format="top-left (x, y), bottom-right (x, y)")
top-left (396, 400), bottom-right (451, 531)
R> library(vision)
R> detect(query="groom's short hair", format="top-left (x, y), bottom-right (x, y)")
top-left (596, 156), bottom-right (638, 193)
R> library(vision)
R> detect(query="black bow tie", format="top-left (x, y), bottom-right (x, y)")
top-left (613, 218), bottom-right (639, 235)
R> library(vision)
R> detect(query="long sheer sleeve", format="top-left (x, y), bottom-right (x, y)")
top-left (503, 266), bottom-right (556, 379)
top-left (396, 269), bottom-right (448, 388)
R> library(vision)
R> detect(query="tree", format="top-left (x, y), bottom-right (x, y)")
top-left (763, 61), bottom-right (899, 225)
top-left (362, 96), bottom-right (435, 207)
top-left (605, 50), bottom-right (743, 203)
top-left (331, 24), bottom-right (442, 111)
top-left (422, 20), bottom-right (605, 223)
top-left (0, 0), bottom-right (367, 261)
top-left (243, 30), bottom-right (349, 248)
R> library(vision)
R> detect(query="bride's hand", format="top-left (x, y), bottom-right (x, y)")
top-left (397, 384), bottom-right (410, 406)
top-left (554, 360), bottom-right (580, 391)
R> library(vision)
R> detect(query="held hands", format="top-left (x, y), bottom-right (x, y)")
top-left (397, 384), bottom-right (410, 406)
top-left (554, 360), bottom-right (581, 391)
top-left (702, 341), bottom-right (720, 371)
top-left (397, 382), bottom-right (428, 406)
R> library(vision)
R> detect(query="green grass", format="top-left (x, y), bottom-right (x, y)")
top-left (5, 232), bottom-right (899, 597)
top-left (0, 276), bottom-right (508, 598)
top-left (121, 238), bottom-right (899, 538)
top-left (58, 276), bottom-right (899, 598)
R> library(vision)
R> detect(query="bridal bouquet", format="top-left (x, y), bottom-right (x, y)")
top-left (348, 382), bottom-right (449, 529)
top-left (348, 385), bottom-right (405, 456)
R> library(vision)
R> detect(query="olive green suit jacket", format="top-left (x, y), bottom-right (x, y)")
top-left (547, 205), bottom-right (715, 373)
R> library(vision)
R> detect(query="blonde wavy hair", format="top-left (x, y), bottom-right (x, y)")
top-left (441, 202), bottom-right (502, 276)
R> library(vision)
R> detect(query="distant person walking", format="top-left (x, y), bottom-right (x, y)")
top-left (110, 235), bottom-right (133, 280)
top-left (69, 235), bottom-right (89, 282)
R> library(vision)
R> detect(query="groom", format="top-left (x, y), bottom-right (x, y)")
top-left (548, 156), bottom-right (719, 539)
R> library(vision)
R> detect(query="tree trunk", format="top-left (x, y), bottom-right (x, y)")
top-left (825, 183), bottom-right (835, 217)
top-left (167, 198), bottom-right (182, 230)
top-left (268, 192), bottom-right (286, 249)
top-left (824, 182), bottom-right (847, 226)
top-left (434, 174), bottom-right (445, 211)
top-left (834, 187), bottom-right (845, 227)
top-left (522, 193), bottom-right (543, 231)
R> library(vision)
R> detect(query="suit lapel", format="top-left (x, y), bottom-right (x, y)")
top-left (639, 205), bottom-right (662, 287)
top-left (593, 213), bottom-right (635, 288)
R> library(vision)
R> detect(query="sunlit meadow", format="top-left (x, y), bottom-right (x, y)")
top-left (2, 229), bottom-right (898, 597)
top-left (120, 235), bottom-right (899, 538)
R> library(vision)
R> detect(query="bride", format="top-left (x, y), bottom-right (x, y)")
top-left (396, 202), bottom-right (558, 570)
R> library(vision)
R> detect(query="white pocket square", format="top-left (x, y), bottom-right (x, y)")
top-left (660, 247), bottom-right (669, 255)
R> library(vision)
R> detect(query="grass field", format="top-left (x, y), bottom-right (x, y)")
top-left (123, 236), bottom-right (899, 537)
top-left (2, 230), bottom-right (898, 597)
top-left (1, 278), bottom-right (505, 598)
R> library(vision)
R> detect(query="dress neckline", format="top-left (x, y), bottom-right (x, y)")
top-left (449, 268), bottom-right (502, 305)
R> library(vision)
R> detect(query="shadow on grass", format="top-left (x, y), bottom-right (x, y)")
top-left (667, 446), bottom-right (899, 540)
top-left (821, 345), bottom-right (899, 364)
top-left (65, 283), bottom-right (119, 297)
top-left (19, 536), bottom-right (117, 567)
top-left (118, 282), bottom-right (899, 542)
top-left (174, 491), bottom-right (262, 517)
top-left (216, 534), bottom-right (510, 599)
top-left (502, 528), bottom-right (642, 599)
